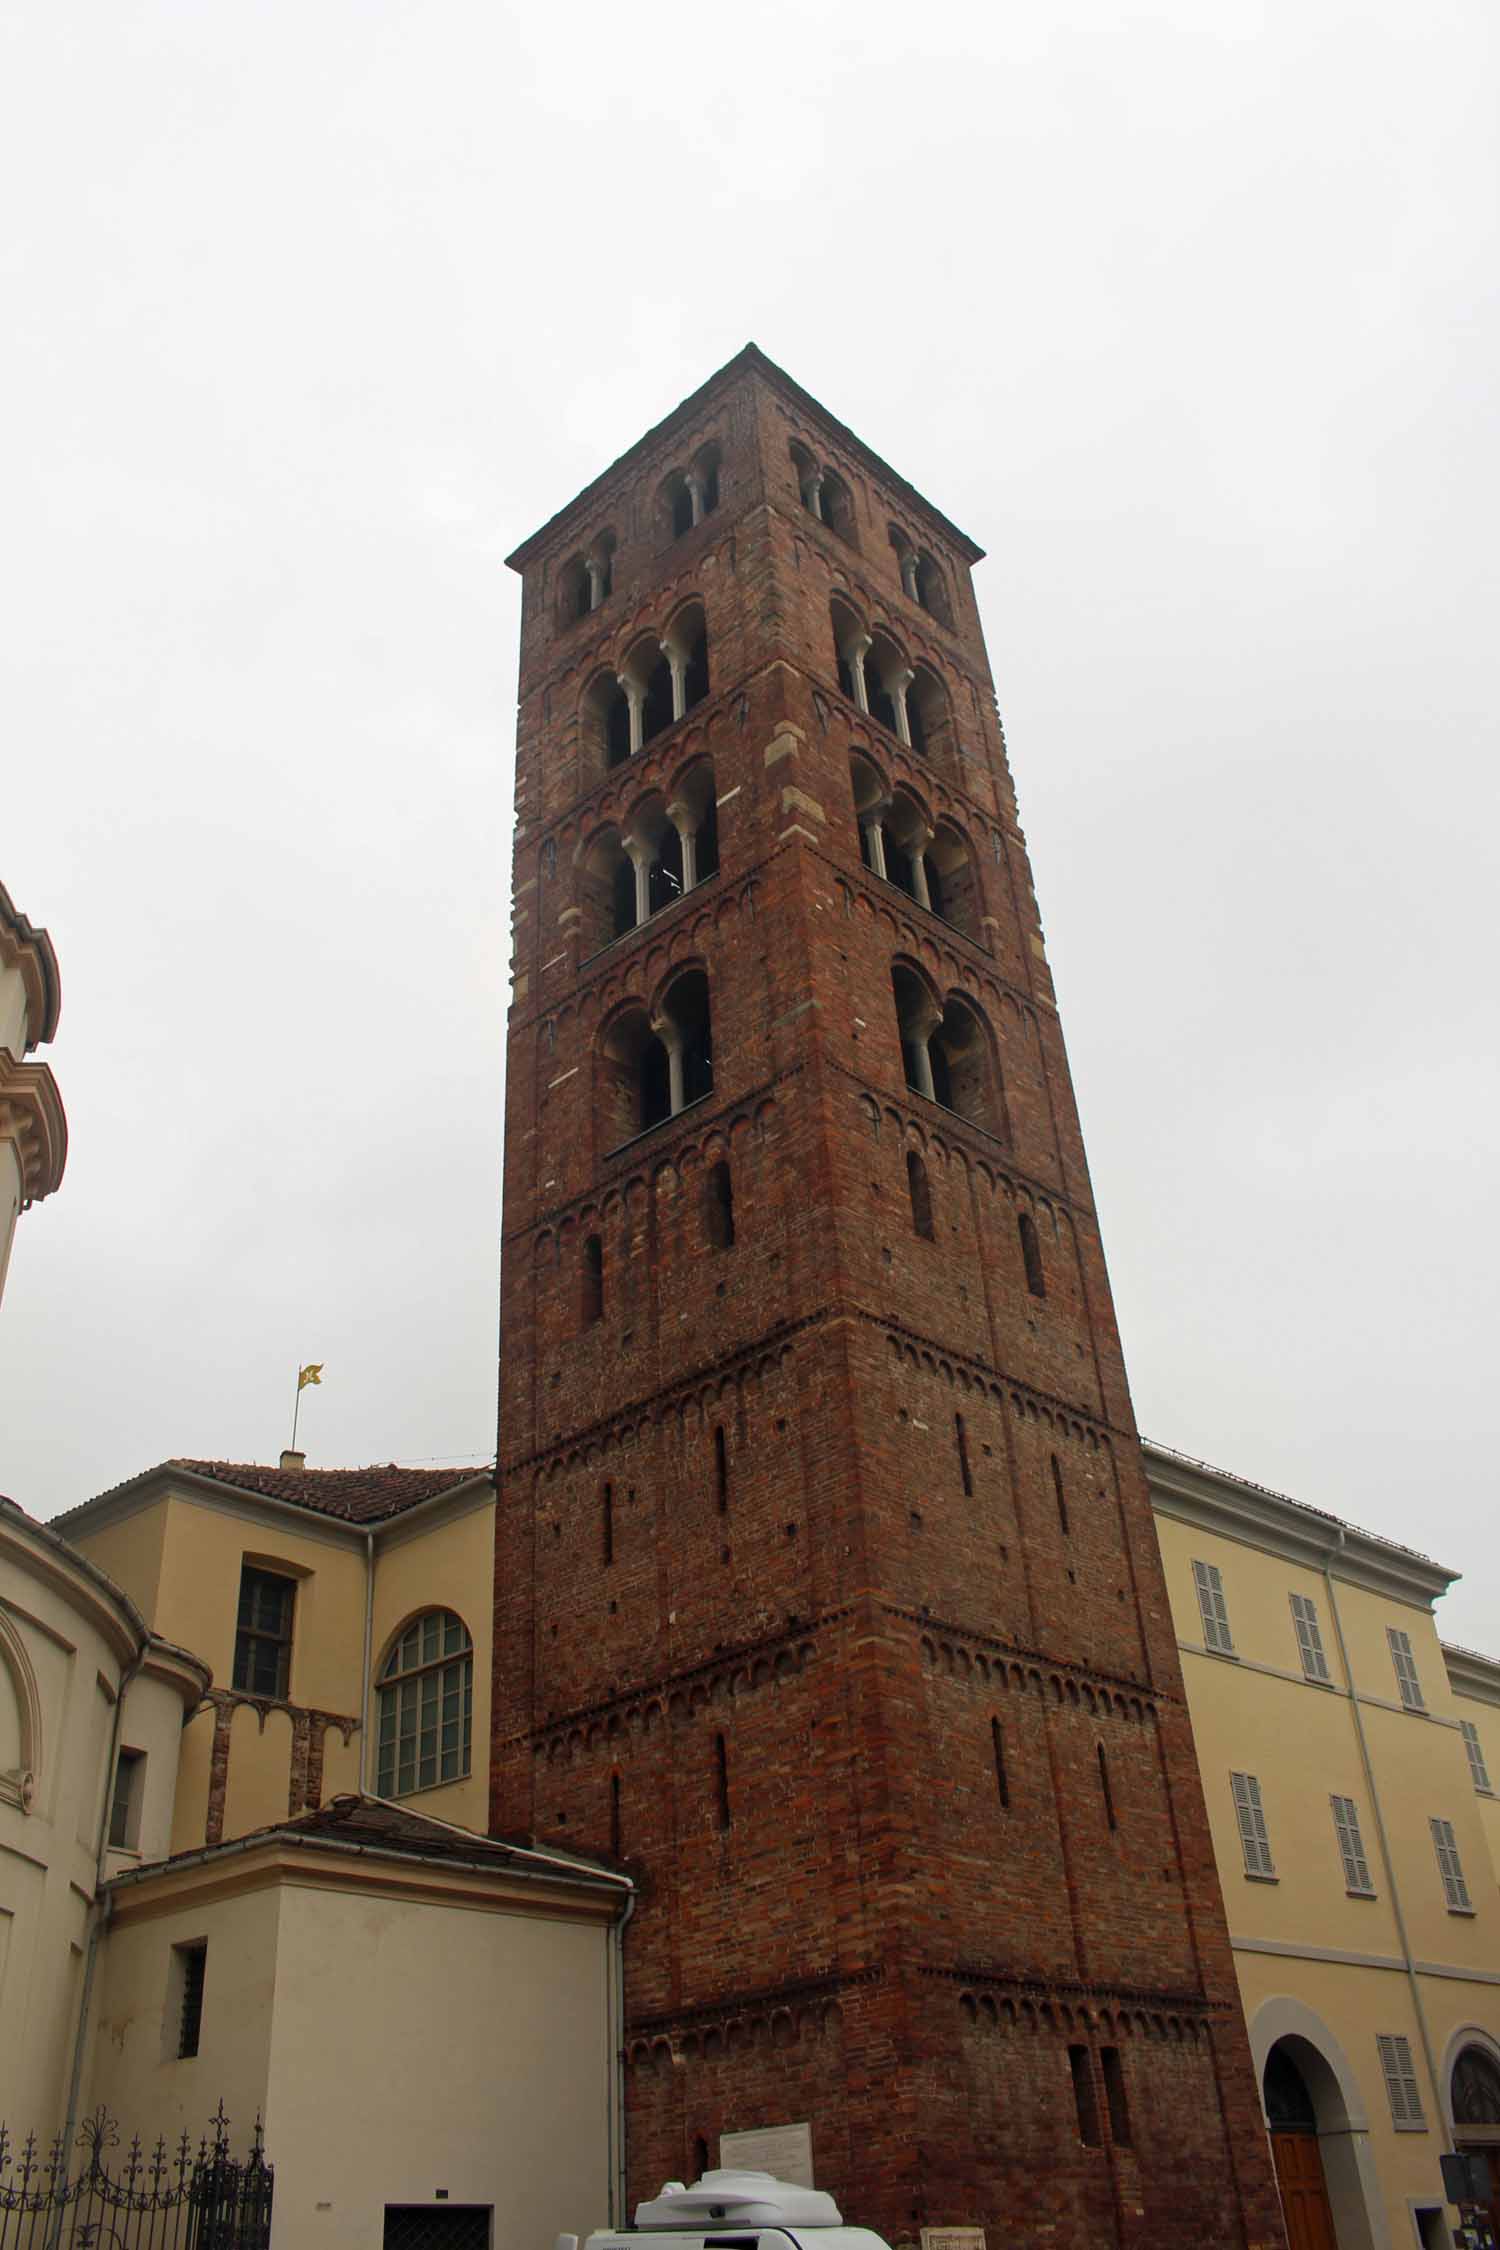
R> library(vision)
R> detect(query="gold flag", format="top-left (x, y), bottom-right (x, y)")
top-left (297, 1363), bottom-right (324, 1390)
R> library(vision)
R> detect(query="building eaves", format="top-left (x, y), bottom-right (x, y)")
top-left (1442, 1641), bottom-right (1500, 1707)
top-left (504, 342), bottom-right (985, 573)
top-left (58, 1457), bottom-right (494, 1535)
top-left (1143, 1438), bottom-right (1457, 1609)
top-left (0, 877), bottom-right (62, 1046)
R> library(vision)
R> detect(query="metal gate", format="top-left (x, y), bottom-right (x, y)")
top-left (0, 2103), bottom-right (273, 2248)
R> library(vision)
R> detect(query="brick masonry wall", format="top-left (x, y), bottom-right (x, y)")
top-left (492, 353), bottom-right (1284, 2250)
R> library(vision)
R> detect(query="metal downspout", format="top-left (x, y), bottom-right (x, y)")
top-left (1322, 1528), bottom-right (1452, 2148)
top-left (612, 1886), bottom-right (637, 2226)
top-left (51, 1639), bottom-right (147, 2249)
top-left (359, 1527), bottom-right (375, 1789)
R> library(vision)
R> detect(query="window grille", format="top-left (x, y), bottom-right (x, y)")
top-left (1461, 1720), bottom-right (1493, 1794)
top-left (232, 1566), bottom-right (296, 1698)
top-left (177, 1941), bottom-right (207, 2059)
top-left (1377, 2033), bottom-right (1425, 2126)
top-left (1231, 1771), bottom-right (1275, 1877)
top-left (1290, 1592), bottom-right (1332, 1683)
top-left (1331, 1794), bottom-right (1375, 1893)
top-left (376, 1610), bottom-right (473, 1797)
top-left (1431, 1817), bottom-right (1473, 1911)
top-left (1193, 1559), bottom-right (1234, 1655)
top-left (1388, 1626), bottom-right (1426, 1711)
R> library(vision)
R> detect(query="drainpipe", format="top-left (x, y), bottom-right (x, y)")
top-left (1322, 1529), bottom-right (1451, 2149)
top-left (359, 1528), bottom-right (375, 1790)
top-left (612, 1887), bottom-right (637, 2226)
top-left (52, 1638), bottom-right (147, 2248)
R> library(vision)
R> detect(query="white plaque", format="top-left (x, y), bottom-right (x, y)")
top-left (717, 2123), bottom-right (815, 2188)
top-left (921, 2231), bottom-right (986, 2250)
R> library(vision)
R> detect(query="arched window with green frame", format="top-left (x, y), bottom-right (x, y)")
top-left (376, 1610), bottom-right (473, 1798)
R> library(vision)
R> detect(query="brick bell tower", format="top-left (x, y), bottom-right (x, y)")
top-left (493, 349), bottom-right (1283, 2250)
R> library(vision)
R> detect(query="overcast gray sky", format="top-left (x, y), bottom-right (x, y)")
top-left (3, 2), bottom-right (1497, 1642)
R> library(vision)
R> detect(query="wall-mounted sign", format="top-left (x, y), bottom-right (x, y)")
top-left (718, 2124), bottom-right (815, 2188)
top-left (921, 2229), bottom-right (986, 2250)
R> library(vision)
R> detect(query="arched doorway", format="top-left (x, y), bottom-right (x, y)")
top-left (1452, 2043), bottom-right (1500, 2239)
top-left (1265, 2043), bottom-right (1338, 2250)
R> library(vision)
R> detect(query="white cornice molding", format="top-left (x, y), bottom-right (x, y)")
top-left (0, 881), bottom-right (61, 1047)
top-left (0, 1049), bottom-right (67, 1203)
top-left (1143, 1440), bottom-right (1456, 1610)
top-left (1443, 1642), bottom-right (1500, 1708)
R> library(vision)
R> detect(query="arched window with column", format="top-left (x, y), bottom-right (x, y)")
top-left (578, 825), bottom-right (637, 954)
top-left (832, 596), bottom-right (869, 709)
top-left (849, 748), bottom-right (890, 873)
top-left (915, 552), bottom-right (952, 626)
top-left (864, 630), bottom-right (910, 740)
top-left (376, 1610), bottom-right (473, 1797)
top-left (891, 963), bottom-right (943, 1102)
top-left (931, 995), bottom-right (1004, 1136)
top-left (584, 670), bottom-right (633, 774)
top-left (925, 821), bottom-right (982, 939)
top-left (908, 666), bottom-right (960, 782)
top-left (598, 969), bottom-right (714, 1150)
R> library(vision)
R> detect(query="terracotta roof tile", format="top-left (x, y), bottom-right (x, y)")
top-left (167, 1458), bottom-right (492, 1523)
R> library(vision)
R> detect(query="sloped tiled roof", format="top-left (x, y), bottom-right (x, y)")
top-left (105, 1792), bottom-right (627, 1890)
top-left (60, 1456), bottom-right (493, 1532)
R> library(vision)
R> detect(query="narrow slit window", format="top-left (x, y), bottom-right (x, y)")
top-left (1192, 1558), bottom-right (1235, 1655)
top-left (955, 1412), bottom-right (973, 1496)
top-left (1097, 1743), bottom-right (1117, 1831)
top-left (1101, 2048), bottom-right (1132, 2145)
top-left (610, 1771), bottom-right (622, 1858)
top-left (1290, 1591), bottom-right (1332, 1682)
top-left (1051, 1454), bottom-right (1070, 1536)
top-left (906, 1150), bottom-right (934, 1240)
top-left (1068, 2046), bottom-right (1102, 2147)
top-left (1377, 2033), bottom-right (1425, 2126)
top-left (693, 2135), bottom-right (710, 2179)
top-left (991, 1718), bottom-right (1010, 1808)
top-left (109, 1748), bottom-right (145, 1851)
top-left (176, 1942), bottom-right (207, 2060)
top-left (706, 1159), bottom-right (735, 1249)
top-left (582, 1234), bottom-right (604, 1326)
top-left (714, 1732), bottom-right (731, 1829)
top-left (602, 1482), bottom-right (614, 1566)
top-left (713, 1425), bottom-right (728, 1513)
top-left (1331, 1793), bottom-right (1375, 1894)
top-left (1018, 1211), bottom-right (1046, 1298)
top-left (1389, 1627), bottom-right (1426, 1711)
top-left (1461, 1720), bottom-right (1493, 1795)
top-left (1431, 1816), bottom-right (1473, 1910)
top-left (232, 1564), bottom-right (296, 1698)
top-left (1231, 1770), bottom-right (1275, 1877)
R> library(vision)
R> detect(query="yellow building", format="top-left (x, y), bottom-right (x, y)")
top-left (56, 1451), bottom-right (497, 1851)
top-left (1147, 1441), bottom-right (1500, 2250)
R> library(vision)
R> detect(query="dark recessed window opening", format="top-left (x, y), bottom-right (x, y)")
top-left (232, 1566), bottom-right (296, 1699)
top-left (109, 1747), bottom-right (144, 1851)
top-left (1097, 1743), bottom-right (1118, 1831)
top-left (582, 1234), bottom-right (604, 1326)
top-left (954, 1412), bottom-right (973, 1497)
top-left (714, 1732), bottom-right (731, 1829)
top-left (714, 1425), bottom-right (729, 1513)
top-left (602, 1482), bottom-right (614, 1565)
top-left (907, 1149), bottom-right (934, 1240)
top-left (707, 1159), bottom-right (735, 1249)
top-left (1069, 2044), bottom-right (1102, 2147)
top-left (1102, 2046), bottom-right (1132, 2145)
top-left (1051, 1453), bottom-right (1070, 1536)
top-left (1019, 1211), bottom-right (1046, 1298)
top-left (991, 1718), bottom-right (1010, 1808)
top-left (176, 1941), bottom-right (207, 2060)
top-left (610, 1771), bottom-right (622, 1858)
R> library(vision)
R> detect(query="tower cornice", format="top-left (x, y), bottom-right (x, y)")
top-left (0, 1048), bottom-right (67, 1204)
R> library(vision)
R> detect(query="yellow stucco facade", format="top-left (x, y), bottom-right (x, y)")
top-left (1147, 1442), bottom-right (1500, 2250)
top-left (58, 1458), bottom-right (496, 1853)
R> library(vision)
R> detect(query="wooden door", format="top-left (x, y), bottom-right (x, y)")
top-left (1272, 2129), bottom-right (1339, 2250)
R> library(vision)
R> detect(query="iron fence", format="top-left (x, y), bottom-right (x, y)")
top-left (0, 2103), bottom-right (272, 2249)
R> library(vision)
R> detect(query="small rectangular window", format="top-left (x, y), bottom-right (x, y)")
top-left (1461, 1720), bottom-right (1493, 1795)
top-left (109, 1748), bottom-right (145, 1851)
top-left (1377, 2032), bottom-right (1425, 2126)
top-left (1290, 1592), bottom-right (1332, 1683)
top-left (1231, 1771), bottom-right (1275, 1878)
top-left (1431, 1817), bottom-right (1473, 1911)
top-left (176, 1942), bottom-right (207, 2060)
top-left (1388, 1627), bottom-right (1426, 1712)
top-left (1068, 2045), bottom-right (1102, 2147)
top-left (233, 1566), bottom-right (296, 1699)
top-left (1331, 1794), bottom-right (1375, 1894)
top-left (1101, 2047), bottom-right (1132, 2146)
top-left (1193, 1559), bottom-right (1234, 1655)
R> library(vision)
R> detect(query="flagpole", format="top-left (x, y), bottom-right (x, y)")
top-left (291, 1367), bottom-right (302, 1453)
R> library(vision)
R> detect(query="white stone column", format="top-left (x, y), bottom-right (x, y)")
top-left (668, 802), bottom-right (698, 891)
top-left (861, 817), bottom-right (888, 881)
top-left (911, 826), bottom-right (934, 911)
top-left (621, 678), bottom-right (644, 757)
top-left (586, 558), bottom-right (608, 610)
top-left (890, 666), bottom-right (915, 747)
top-left (686, 470), bottom-right (707, 526)
top-left (900, 553), bottom-right (919, 601)
top-left (622, 835), bottom-right (652, 925)
top-left (654, 1021), bottom-right (685, 1115)
top-left (908, 999), bottom-right (941, 1100)
top-left (803, 469), bottom-right (825, 520)
top-left (848, 633), bottom-right (872, 714)
top-left (662, 641), bottom-right (688, 724)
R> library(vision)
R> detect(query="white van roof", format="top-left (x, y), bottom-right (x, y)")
top-left (633, 2173), bottom-right (844, 2229)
